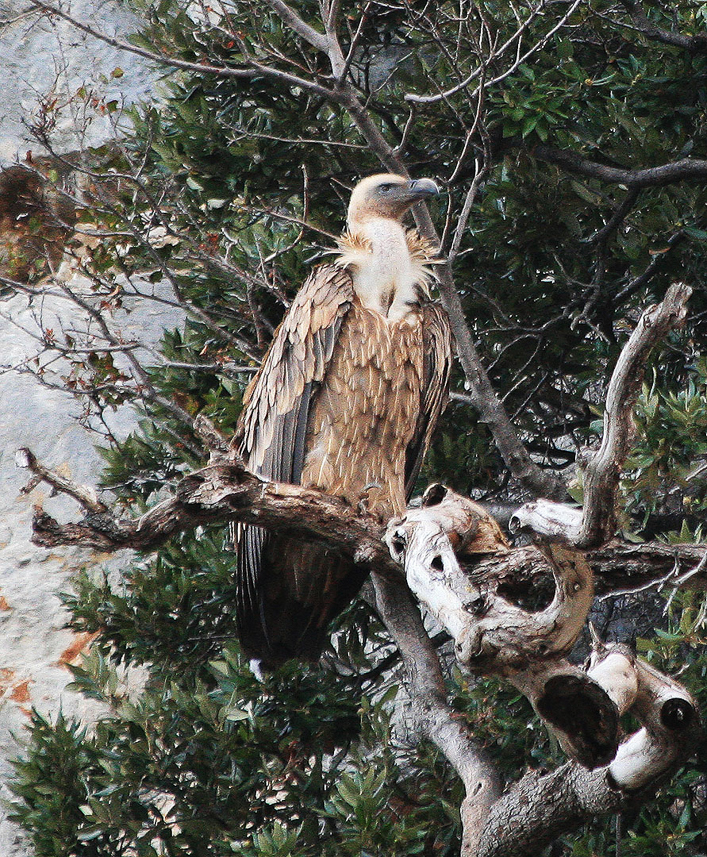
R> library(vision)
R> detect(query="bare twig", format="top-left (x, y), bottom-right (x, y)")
top-left (16, 447), bottom-right (107, 513)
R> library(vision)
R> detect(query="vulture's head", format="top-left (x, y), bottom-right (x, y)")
top-left (347, 173), bottom-right (439, 228)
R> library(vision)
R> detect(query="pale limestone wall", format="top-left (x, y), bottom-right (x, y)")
top-left (0, 0), bottom-right (157, 165)
top-left (0, 4), bottom-right (163, 851)
top-left (0, 278), bottom-right (182, 853)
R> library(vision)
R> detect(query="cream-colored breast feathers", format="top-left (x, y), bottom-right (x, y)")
top-left (335, 223), bottom-right (437, 322)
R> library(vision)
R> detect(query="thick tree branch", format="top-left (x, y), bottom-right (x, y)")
top-left (371, 573), bottom-right (501, 856)
top-left (476, 638), bottom-right (699, 857)
top-left (578, 282), bottom-right (691, 547)
top-left (619, 0), bottom-right (707, 52)
top-left (21, 451), bottom-right (707, 592)
top-left (25, 454), bottom-right (398, 574)
top-left (384, 488), bottom-right (701, 855)
top-left (463, 539), bottom-right (707, 596)
top-left (386, 487), bottom-right (618, 770)
top-left (534, 145), bottom-right (707, 187)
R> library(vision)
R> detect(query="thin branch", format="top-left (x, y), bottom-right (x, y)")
top-left (16, 447), bottom-right (107, 513)
top-left (28, 0), bottom-right (341, 100)
top-left (612, 231), bottom-right (684, 304)
top-left (28, 0), bottom-right (257, 78)
top-left (589, 188), bottom-right (640, 247)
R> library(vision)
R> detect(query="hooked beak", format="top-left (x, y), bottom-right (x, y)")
top-left (405, 178), bottom-right (440, 199)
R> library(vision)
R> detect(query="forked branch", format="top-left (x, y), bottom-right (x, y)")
top-left (511, 282), bottom-right (692, 548)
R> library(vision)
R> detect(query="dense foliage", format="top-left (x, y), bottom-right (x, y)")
top-left (7, 0), bottom-right (707, 853)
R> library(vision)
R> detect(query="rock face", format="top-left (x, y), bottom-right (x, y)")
top-left (0, 279), bottom-right (182, 854)
top-left (0, 4), bottom-right (161, 852)
top-left (0, 0), bottom-right (157, 165)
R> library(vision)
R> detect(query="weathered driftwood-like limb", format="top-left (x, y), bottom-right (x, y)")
top-left (509, 498), bottom-right (582, 543)
top-left (511, 662), bottom-right (619, 769)
top-left (385, 486), bottom-right (617, 768)
top-left (587, 634), bottom-right (700, 790)
top-left (386, 486), bottom-right (592, 672)
top-left (473, 635), bottom-right (700, 857)
top-left (383, 484), bottom-right (701, 855)
top-left (577, 282), bottom-right (692, 548)
top-left (385, 484), bottom-right (509, 651)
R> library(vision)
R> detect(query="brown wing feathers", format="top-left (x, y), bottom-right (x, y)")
top-left (232, 265), bottom-right (353, 660)
top-left (405, 301), bottom-right (453, 498)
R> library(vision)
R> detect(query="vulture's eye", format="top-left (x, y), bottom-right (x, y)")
top-left (378, 183), bottom-right (394, 194)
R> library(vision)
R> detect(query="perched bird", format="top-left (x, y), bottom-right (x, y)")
top-left (232, 174), bottom-right (452, 665)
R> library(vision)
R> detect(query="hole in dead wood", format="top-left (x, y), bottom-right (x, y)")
top-left (537, 674), bottom-right (619, 769)
top-left (661, 698), bottom-right (695, 731)
top-left (497, 572), bottom-right (555, 612)
top-left (430, 555), bottom-right (444, 572)
top-left (390, 534), bottom-right (406, 556)
top-left (422, 483), bottom-right (447, 507)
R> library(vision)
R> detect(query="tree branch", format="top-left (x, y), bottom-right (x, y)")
top-left (370, 573), bottom-right (501, 855)
top-left (619, 0), bottom-right (707, 52)
top-left (25, 453), bottom-right (398, 575)
top-left (534, 145), bottom-right (707, 187)
top-left (510, 283), bottom-right (692, 548)
top-left (578, 282), bottom-right (692, 547)
top-left (383, 488), bottom-right (701, 855)
top-left (20, 446), bottom-right (707, 590)
top-left (261, 0), bottom-right (328, 52)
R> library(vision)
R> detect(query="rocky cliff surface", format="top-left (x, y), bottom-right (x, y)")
top-left (0, 3), bottom-right (162, 851)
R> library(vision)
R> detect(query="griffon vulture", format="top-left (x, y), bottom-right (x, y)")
top-left (232, 174), bottom-right (452, 665)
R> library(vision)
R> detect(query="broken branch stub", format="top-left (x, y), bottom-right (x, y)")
top-left (587, 635), bottom-right (701, 791)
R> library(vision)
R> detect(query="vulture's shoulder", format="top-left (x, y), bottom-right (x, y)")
top-left (233, 263), bottom-right (354, 480)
